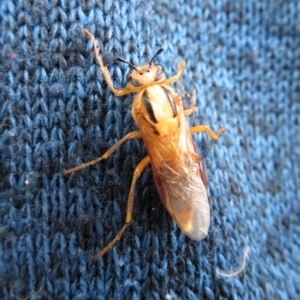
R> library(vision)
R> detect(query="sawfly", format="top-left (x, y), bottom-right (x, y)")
top-left (64, 29), bottom-right (226, 259)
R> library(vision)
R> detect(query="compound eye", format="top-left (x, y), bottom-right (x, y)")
top-left (156, 64), bottom-right (164, 72)
top-left (131, 78), bottom-right (142, 87)
top-left (154, 64), bottom-right (164, 81)
top-left (126, 72), bottom-right (132, 82)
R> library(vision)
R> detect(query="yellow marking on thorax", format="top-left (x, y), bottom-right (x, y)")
top-left (145, 85), bottom-right (174, 121)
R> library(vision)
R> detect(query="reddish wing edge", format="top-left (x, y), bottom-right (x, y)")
top-left (153, 153), bottom-right (210, 241)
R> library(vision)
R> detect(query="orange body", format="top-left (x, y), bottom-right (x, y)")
top-left (131, 82), bottom-right (209, 240)
top-left (65, 30), bottom-right (225, 258)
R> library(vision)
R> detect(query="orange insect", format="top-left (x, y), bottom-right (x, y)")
top-left (64, 29), bottom-right (226, 259)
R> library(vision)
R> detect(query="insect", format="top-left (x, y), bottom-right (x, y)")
top-left (64, 29), bottom-right (226, 259)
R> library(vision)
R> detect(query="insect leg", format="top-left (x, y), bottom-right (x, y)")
top-left (93, 155), bottom-right (150, 259)
top-left (64, 131), bottom-right (142, 175)
top-left (162, 61), bottom-right (186, 85)
top-left (83, 29), bottom-right (133, 97)
top-left (177, 76), bottom-right (191, 98)
top-left (190, 125), bottom-right (226, 140)
top-left (184, 89), bottom-right (197, 116)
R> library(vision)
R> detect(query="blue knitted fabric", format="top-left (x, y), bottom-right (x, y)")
top-left (1, 0), bottom-right (299, 299)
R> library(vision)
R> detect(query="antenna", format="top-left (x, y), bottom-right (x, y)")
top-left (116, 57), bottom-right (138, 71)
top-left (149, 48), bottom-right (164, 65)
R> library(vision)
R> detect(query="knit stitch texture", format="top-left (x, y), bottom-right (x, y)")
top-left (0, 0), bottom-right (299, 299)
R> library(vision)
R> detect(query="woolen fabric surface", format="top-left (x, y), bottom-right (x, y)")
top-left (1, 1), bottom-right (299, 299)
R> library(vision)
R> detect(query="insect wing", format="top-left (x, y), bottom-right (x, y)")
top-left (154, 154), bottom-right (210, 241)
